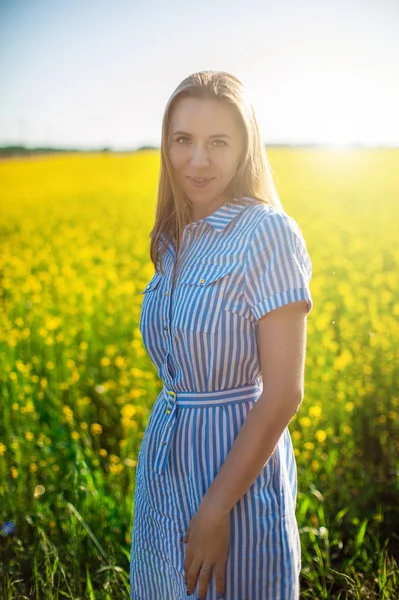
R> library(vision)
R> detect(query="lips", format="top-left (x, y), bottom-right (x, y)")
top-left (187, 177), bottom-right (215, 183)
top-left (186, 176), bottom-right (215, 188)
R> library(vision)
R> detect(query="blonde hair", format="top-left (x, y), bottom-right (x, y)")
top-left (150, 70), bottom-right (284, 274)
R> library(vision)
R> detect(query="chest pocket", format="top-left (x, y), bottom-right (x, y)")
top-left (175, 263), bottom-right (237, 335)
top-left (140, 272), bottom-right (163, 294)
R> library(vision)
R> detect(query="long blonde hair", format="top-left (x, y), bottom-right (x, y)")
top-left (150, 70), bottom-right (284, 274)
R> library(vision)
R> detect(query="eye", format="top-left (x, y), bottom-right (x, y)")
top-left (212, 139), bottom-right (228, 147)
top-left (176, 136), bottom-right (191, 144)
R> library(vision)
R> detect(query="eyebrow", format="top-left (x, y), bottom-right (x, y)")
top-left (171, 130), bottom-right (232, 140)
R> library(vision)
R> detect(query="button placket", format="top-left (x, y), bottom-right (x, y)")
top-left (154, 393), bottom-right (178, 475)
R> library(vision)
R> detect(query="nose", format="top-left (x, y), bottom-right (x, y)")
top-left (189, 144), bottom-right (210, 168)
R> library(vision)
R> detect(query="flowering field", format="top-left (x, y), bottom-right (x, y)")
top-left (0, 149), bottom-right (398, 599)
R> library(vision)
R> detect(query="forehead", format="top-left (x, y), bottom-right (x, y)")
top-left (169, 96), bottom-right (242, 133)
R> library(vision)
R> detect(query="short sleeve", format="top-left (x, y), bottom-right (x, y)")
top-left (244, 211), bottom-right (313, 321)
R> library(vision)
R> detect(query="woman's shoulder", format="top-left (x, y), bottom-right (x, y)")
top-left (239, 199), bottom-right (304, 243)
top-left (238, 197), bottom-right (290, 226)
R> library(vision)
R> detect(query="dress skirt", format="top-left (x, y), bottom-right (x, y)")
top-left (129, 383), bottom-right (301, 600)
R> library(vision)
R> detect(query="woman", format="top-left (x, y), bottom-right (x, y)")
top-left (130, 71), bottom-right (313, 600)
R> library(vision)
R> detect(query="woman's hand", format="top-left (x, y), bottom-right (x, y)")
top-left (183, 503), bottom-right (231, 599)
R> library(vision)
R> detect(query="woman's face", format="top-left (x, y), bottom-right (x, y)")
top-left (167, 96), bottom-right (245, 220)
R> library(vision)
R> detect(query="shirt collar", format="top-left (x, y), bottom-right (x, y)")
top-left (195, 196), bottom-right (256, 232)
top-left (160, 197), bottom-right (258, 257)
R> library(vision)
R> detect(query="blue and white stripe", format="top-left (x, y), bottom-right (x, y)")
top-left (130, 197), bottom-right (313, 599)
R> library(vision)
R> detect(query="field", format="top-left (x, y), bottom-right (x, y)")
top-left (0, 149), bottom-right (398, 599)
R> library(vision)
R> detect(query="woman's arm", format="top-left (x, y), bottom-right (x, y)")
top-left (199, 300), bottom-right (309, 517)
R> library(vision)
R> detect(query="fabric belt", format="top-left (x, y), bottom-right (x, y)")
top-left (154, 382), bottom-right (262, 475)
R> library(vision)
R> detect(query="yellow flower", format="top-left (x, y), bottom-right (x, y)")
top-left (0, 443), bottom-right (7, 456)
top-left (121, 404), bottom-right (139, 418)
top-left (90, 423), bottom-right (103, 435)
top-left (70, 371), bottom-right (80, 383)
top-left (129, 389), bottom-right (147, 399)
top-left (315, 430), bottom-right (327, 443)
top-left (21, 401), bottom-right (35, 414)
top-left (63, 405), bottom-right (74, 424)
top-left (304, 442), bottom-right (315, 450)
top-left (309, 405), bottom-right (322, 418)
top-left (299, 416), bottom-right (312, 428)
top-left (110, 463), bottom-right (124, 475)
top-left (114, 356), bottom-right (126, 369)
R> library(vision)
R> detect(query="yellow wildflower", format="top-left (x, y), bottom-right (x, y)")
top-left (90, 423), bottom-right (103, 435)
top-left (315, 430), bottom-right (327, 443)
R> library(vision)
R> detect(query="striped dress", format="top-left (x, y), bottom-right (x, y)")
top-left (130, 196), bottom-right (313, 600)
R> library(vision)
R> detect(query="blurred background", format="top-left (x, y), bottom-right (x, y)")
top-left (1, 1), bottom-right (399, 599)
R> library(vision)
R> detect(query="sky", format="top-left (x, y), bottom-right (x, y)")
top-left (0, 0), bottom-right (398, 149)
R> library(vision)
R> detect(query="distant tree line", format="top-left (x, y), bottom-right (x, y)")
top-left (0, 145), bottom-right (163, 158)
top-left (0, 142), bottom-right (382, 159)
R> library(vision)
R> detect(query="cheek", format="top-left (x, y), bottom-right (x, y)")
top-left (221, 155), bottom-right (241, 179)
top-left (168, 148), bottom-right (187, 173)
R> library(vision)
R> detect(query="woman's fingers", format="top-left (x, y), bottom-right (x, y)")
top-left (186, 560), bottom-right (226, 598)
top-left (214, 561), bottom-right (226, 597)
top-left (196, 563), bottom-right (213, 599)
top-left (185, 558), bottom-right (204, 595)
top-left (183, 549), bottom-right (193, 581)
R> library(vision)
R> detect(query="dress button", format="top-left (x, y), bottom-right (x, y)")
top-left (200, 278), bottom-right (205, 284)
top-left (165, 291), bottom-right (169, 296)
top-left (163, 442), bottom-right (167, 446)
top-left (164, 325), bottom-right (168, 331)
